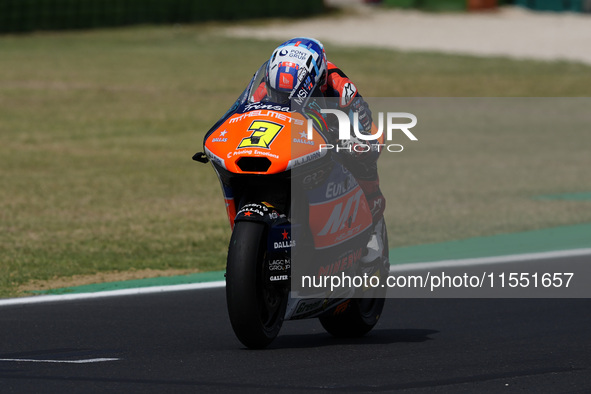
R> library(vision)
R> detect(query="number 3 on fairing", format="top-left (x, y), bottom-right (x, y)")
top-left (237, 120), bottom-right (284, 149)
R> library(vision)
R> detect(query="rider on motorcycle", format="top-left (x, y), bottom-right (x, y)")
top-left (250, 37), bottom-right (386, 263)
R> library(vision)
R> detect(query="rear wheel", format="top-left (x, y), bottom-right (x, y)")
top-left (319, 297), bottom-right (385, 338)
top-left (226, 221), bottom-right (288, 349)
top-left (319, 224), bottom-right (389, 338)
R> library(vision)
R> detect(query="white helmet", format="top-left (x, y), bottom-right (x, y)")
top-left (265, 37), bottom-right (327, 104)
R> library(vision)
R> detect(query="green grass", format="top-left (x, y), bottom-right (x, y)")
top-left (1, 24), bottom-right (591, 297)
top-left (374, 98), bottom-right (591, 246)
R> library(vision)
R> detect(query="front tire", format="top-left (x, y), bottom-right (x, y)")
top-left (226, 221), bottom-right (287, 349)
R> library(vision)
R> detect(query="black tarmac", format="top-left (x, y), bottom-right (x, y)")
top-left (1, 267), bottom-right (590, 393)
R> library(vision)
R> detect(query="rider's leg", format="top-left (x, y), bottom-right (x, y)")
top-left (339, 150), bottom-right (387, 265)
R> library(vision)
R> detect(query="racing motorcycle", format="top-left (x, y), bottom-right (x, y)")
top-left (193, 63), bottom-right (388, 349)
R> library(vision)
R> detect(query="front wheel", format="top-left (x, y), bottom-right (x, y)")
top-left (225, 221), bottom-right (288, 349)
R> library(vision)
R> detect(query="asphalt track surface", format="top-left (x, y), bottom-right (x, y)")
top-left (1, 258), bottom-right (590, 393)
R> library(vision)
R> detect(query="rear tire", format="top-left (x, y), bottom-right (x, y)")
top-left (226, 221), bottom-right (288, 349)
top-left (319, 297), bottom-right (385, 338)
top-left (319, 224), bottom-right (388, 338)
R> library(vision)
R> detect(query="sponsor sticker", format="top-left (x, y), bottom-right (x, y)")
top-left (341, 83), bottom-right (357, 107)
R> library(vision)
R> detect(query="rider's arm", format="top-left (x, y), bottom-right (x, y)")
top-left (252, 82), bottom-right (267, 102)
top-left (325, 62), bottom-right (373, 132)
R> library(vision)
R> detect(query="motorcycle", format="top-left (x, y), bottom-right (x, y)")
top-left (193, 63), bottom-right (389, 349)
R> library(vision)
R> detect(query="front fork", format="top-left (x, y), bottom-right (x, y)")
top-left (233, 202), bottom-right (292, 287)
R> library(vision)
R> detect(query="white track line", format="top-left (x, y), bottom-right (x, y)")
top-left (389, 248), bottom-right (591, 272)
top-left (0, 281), bottom-right (226, 307)
top-left (0, 358), bottom-right (120, 364)
top-left (1, 248), bottom-right (590, 307)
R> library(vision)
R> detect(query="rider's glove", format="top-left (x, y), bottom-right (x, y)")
top-left (337, 134), bottom-right (373, 160)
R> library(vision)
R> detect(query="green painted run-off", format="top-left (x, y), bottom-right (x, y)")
top-left (535, 192), bottom-right (591, 201)
top-left (34, 222), bottom-right (591, 295)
